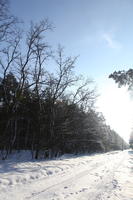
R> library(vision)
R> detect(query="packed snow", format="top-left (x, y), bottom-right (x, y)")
top-left (0, 150), bottom-right (133, 200)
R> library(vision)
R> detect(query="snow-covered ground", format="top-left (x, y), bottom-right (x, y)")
top-left (0, 150), bottom-right (133, 200)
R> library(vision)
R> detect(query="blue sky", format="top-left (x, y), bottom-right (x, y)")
top-left (10, 0), bottom-right (133, 78)
top-left (10, 0), bottom-right (133, 141)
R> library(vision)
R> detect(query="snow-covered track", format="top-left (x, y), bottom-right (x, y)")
top-left (0, 150), bottom-right (132, 200)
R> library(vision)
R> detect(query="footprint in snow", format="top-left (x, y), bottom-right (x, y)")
top-left (82, 188), bottom-right (88, 191)
top-left (64, 194), bottom-right (69, 198)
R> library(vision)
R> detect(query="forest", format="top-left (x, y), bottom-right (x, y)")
top-left (0, 0), bottom-right (128, 159)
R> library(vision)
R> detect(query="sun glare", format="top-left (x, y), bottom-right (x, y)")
top-left (97, 81), bottom-right (133, 143)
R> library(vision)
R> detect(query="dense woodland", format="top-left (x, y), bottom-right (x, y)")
top-left (0, 0), bottom-right (128, 159)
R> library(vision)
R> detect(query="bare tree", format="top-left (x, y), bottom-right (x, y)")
top-left (0, 0), bottom-right (18, 42)
top-left (42, 46), bottom-right (97, 153)
top-left (44, 46), bottom-right (78, 143)
top-left (25, 20), bottom-right (52, 158)
top-left (0, 16), bottom-right (52, 158)
top-left (70, 77), bottom-right (96, 111)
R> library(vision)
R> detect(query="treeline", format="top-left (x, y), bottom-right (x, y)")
top-left (129, 132), bottom-right (133, 149)
top-left (0, 72), bottom-right (128, 159)
top-left (0, 0), bottom-right (128, 159)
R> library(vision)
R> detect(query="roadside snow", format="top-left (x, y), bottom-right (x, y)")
top-left (0, 150), bottom-right (133, 200)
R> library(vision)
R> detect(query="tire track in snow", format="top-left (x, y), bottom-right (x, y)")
top-left (81, 151), bottom-right (127, 200)
top-left (25, 164), bottom-right (98, 199)
top-left (25, 152), bottom-right (126, 200)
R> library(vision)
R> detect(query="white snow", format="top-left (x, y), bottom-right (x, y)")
top-left (0, 150), bottom-right (133, 200)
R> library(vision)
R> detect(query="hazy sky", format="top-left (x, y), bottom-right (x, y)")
top-left (10, 0), bottom-right (133, 142)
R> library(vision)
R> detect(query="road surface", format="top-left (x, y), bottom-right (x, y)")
top-left (0, 150), bottom-right (133, 200)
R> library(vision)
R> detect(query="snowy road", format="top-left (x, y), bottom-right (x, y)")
top-left (0, 150), bottom-right (133, 200)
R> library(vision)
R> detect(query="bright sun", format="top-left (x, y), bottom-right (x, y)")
top-left (97, 80), bottom-right (133, 143)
